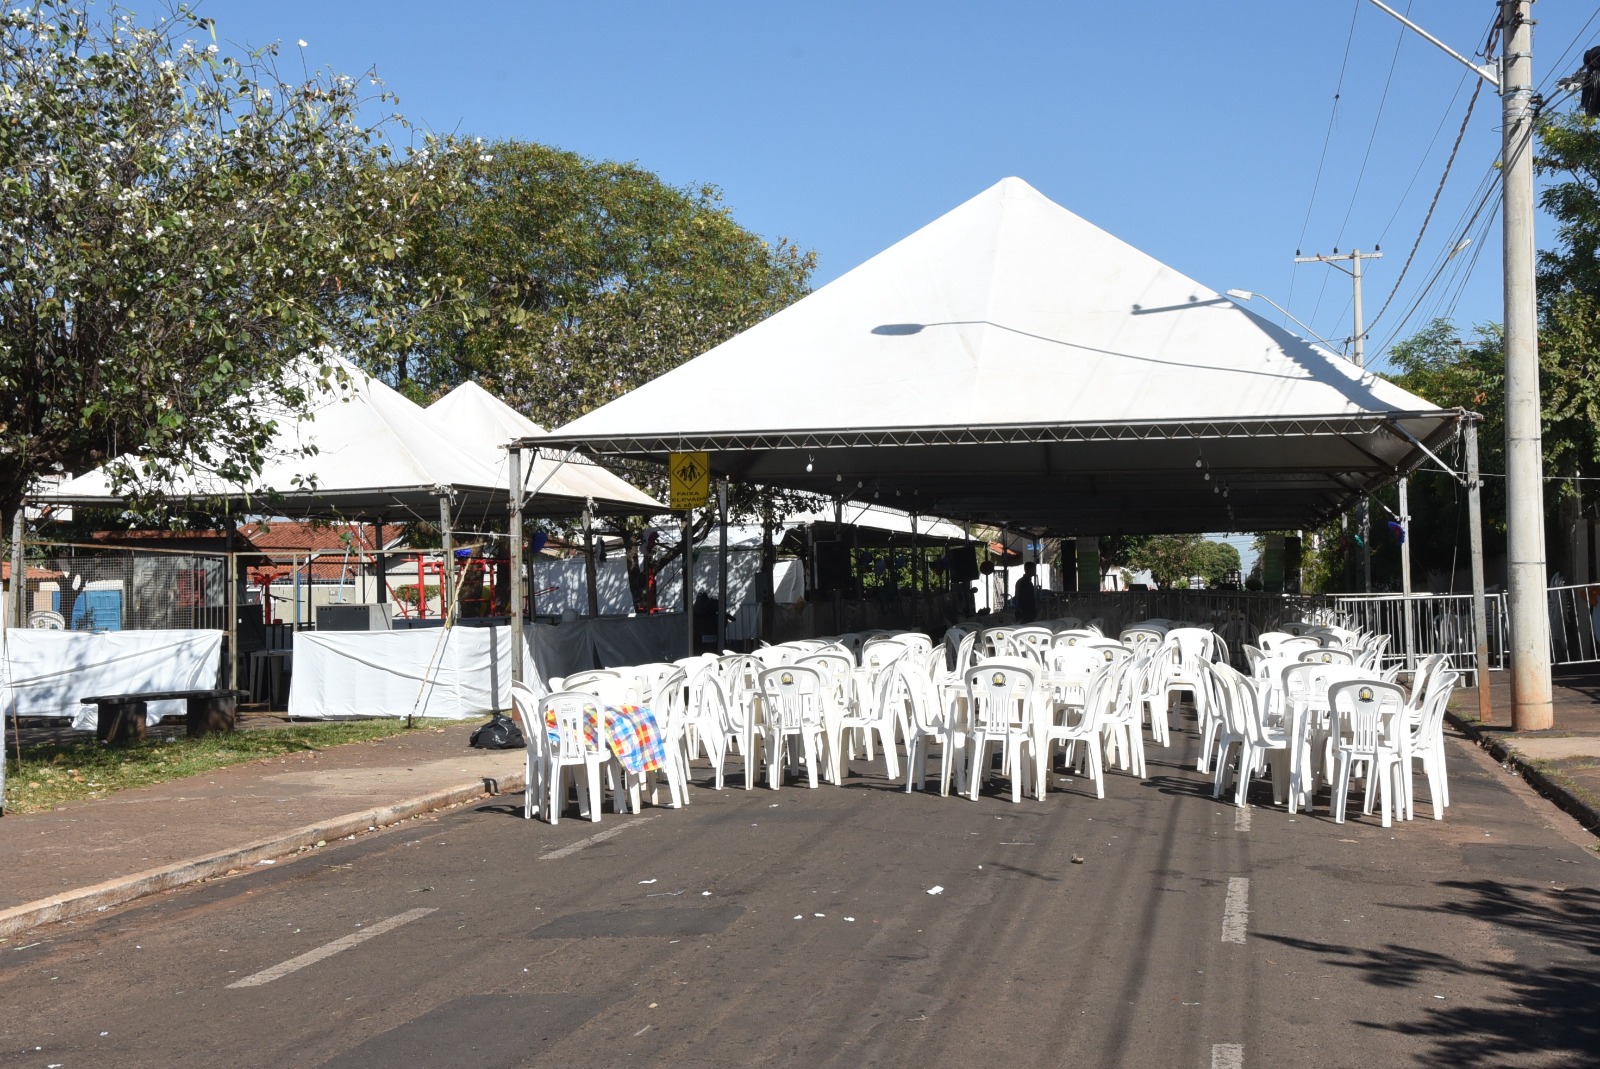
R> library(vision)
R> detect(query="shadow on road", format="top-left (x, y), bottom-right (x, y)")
top-left (1256, 878), bottom-right (1600, 1067)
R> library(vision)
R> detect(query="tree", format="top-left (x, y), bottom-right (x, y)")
top-left (0, 1), bottom-right (464, 529)
top-left (1190, 539), bottom-right (1241, 587)
top-left (386, 139), bottom-right (818, 609)
top-left (1124, 534), bottom-right (1203, 589)
top-left (385, 139), bottom-right (815, 428)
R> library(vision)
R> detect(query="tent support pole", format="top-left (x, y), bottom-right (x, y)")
top-left (834, 496), bottom-right (844, 636)
top-left (583, 501), bottom-right (599, 618)
top-left (437, 495), bottom-right (455, 623)
top-left (717, 479), bottom-right (729, 653)
top-left (509, 447), bottom-right (524, 685)
top-left (8, 507), bottom-right (23, 628)
top-left (373, 519), bottom-right (388, 606)
top-left (1400, 478), bottom-right (1415, 673)
top-left (1466, 420), bottom-right (1493, 722)
top-left (684, 510), bottom-right (695, 659)
top-left (761, 507), bottom-right (775, 644)
top-left (224, 519), bottom-right (238, 695)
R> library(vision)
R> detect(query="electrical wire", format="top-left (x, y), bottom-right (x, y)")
top-left (1334, 1), bottom-right (1411, 248)
top-left (1535, 8), bottom-right (1600, 96)
top-left (1364, 76), bottom-right (1486, 337)
top-left (1289, 0), bottom-right (1362, 315)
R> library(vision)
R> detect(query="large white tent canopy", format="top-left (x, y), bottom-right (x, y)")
top-left (534, 178), bottom-right (1467, 535)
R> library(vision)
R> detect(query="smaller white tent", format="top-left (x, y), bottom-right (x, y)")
top-left (425, 381), bottom-right (663, 515)
top-left (40, 357), bottom-right (505, 521)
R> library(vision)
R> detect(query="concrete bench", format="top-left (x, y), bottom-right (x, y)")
top-left (79, 689), bottom-right (247, 744)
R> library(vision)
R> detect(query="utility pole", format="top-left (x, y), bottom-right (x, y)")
top-left (1296, 247), bottom-right (1382, 591)
top-left (1366, 0), bottom-right (1551, 730)
top-left (1499, 0), bottom-right (1553, 730)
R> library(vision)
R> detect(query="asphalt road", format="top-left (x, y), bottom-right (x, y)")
top-left (4, 717), bottom-right (1598, 1069)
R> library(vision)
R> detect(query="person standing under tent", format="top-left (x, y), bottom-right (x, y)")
top-left (1014, 561), bottom-right (1038, 624)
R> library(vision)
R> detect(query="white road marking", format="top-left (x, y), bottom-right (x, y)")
top-left (227, 908), bottom-right (436, 989)
top-left (1212, 1042), bottom-right (1245, 1069)
top-left (1221, 877), bottom-right (1250, 944)
top-left (539, 816), bottom-right (657, 860)
top-left (1234, 806), bottom-right (1251, 832)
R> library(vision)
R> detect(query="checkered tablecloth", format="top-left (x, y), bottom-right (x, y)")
top-left (546, 702), bottom-right (665, 775)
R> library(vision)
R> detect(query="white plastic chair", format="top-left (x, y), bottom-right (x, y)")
top-left (1299, 647), bottom-right (1355, 665)
top-left (962, 658), bottom-right (1041, 803)
top-left (757, 665), bottom-right (831, 789)
top-left (537, 689), bottom-right (612, 824)
top-left (1326, 678), bottom-right (1409, 827)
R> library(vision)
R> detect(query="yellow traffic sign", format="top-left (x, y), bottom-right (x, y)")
top-left (668, 451), bottom-right (710, 510)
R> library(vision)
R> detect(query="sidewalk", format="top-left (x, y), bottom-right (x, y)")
top-left (0, 720), bottom-right (526, 939)
top-left (1450, 665), bottom-right (1600, 836)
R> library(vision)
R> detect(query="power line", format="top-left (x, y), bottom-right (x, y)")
top-left (1290, 0), bottom-right (1362, 315)
top-left (1364, 76), bottom-right (1485, 337)
top-left (1334, 1), bottom-right (1410, 247)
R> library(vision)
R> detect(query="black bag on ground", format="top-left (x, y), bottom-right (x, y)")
top-left (470, 712), bottom-right (526, 749)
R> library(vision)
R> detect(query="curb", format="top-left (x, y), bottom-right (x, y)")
top-left (1447, 710), bottom-right (1600, 836)
top-left (0, 771), bottom-right (525, 941)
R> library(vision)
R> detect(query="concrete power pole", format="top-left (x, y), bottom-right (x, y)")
top-left (1499, 0), bottom-right (1553, 730)
top-left (1296, 247), bottom-right (1382, 592)
top-left (1366, 0), bottom-right (1552, 730)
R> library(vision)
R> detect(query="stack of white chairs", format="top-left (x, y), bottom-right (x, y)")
top-left (1034, 652), bottom-right (1117, 799)
top-left (716, 653), bottom-right (765, 790)
top-left (1402, 664), bottom-right (1459, 819)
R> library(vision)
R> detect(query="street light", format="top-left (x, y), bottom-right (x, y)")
top-left (1224, 289), bottom-right (1347, 359)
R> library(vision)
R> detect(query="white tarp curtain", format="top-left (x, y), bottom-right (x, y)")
top-left (1, 629), bottom-right (223, 726)
top-left (286, 615), bottom-right (687, 719)
top-left (289, 627), bottom-right (532, 720)
top-left (425, 381), bottom-right (663, 513)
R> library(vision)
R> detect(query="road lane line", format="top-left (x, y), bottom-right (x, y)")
top-left (1234, 806), bottom-right (1251, 832)
top-left (227, 908), bottom-right (436, 989)
top-left (539, 815), bottom-right (657, 860)
top-left (1212, 1042), bottom-right (1244, 1069)
top-left (1221, 877), bottom-right (1249, 944)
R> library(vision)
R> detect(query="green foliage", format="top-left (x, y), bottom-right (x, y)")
top-left (1190, 539), bottom-right (1241, 586)
top-left (0, 1), bottom-right (466, 525)
top-left (383, 139), bottom-right (816, 430)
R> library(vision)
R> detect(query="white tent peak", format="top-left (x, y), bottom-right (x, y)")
top-left (425, 380), bottom-right (664, 515)
top-left (553, 175), bottom-right (1431, 442)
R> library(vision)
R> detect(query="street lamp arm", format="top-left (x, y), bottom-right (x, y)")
top-left (1365, 0), bottom-right (1501, 90)
top-left (1224, 289), bottom-right (1346, 355)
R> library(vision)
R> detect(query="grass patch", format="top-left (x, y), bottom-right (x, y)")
top-left (2, 719), bottom-right (455, 815)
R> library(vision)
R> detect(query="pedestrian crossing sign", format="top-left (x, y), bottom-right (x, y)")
top-left (668, 452), bottom-right (710, 510)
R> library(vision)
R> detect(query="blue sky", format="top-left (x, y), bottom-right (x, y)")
top-left (194, 1), bottom-right (1597, 568)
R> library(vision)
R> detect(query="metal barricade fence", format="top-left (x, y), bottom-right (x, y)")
top-left (1545, 583), bottom-right (1600, 667)
top-left (1329, 592), bottom-right (1506, 684)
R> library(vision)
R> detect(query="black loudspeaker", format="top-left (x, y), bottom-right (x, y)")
top-left (815, 541), bottom-right (851, 591)
top-left (948, 545), bottom-right (979, 583)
